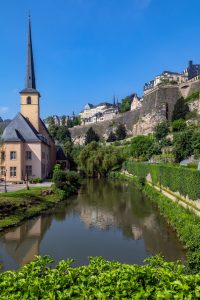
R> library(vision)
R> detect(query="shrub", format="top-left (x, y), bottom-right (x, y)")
top-left (154, 121), bottom-right (169, 141)
top-left (53, 169), bottom-right (80, 199)
top-left (187, 162), bottom-right (198, 169)
top-left (185, 90), bottom-right (200, 102)
top-left (130, 135), bottom-right (155, 160)
top-left (115, 124), bottom-right (127, 141)
top-left (107, 131), bottom-right (117, 142)
top-left (29, 177), bottom-right (43, 184)
top-left (172, 119), bottom-right (187, 132)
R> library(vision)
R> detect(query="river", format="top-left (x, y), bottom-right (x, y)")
top-left (0, 179), bottom-right (185, 270)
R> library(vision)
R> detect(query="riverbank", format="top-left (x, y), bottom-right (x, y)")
top-left (110, 171), bottom-right (200, 273)
top-left (0, 187), bottom-right (63, 231)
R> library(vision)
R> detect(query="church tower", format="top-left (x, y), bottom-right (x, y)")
top-left (20, 16), bottom-right (40, 132)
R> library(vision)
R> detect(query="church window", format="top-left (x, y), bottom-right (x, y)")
top-left (27, 96), bottom-right (32, 104)
top-left (26, 151), bottom-right (32, 160)
top-left (10, 151), bottom-right (16, 160)
top-left (25, 165), bottom-right (32, 176)
top-left (10, 167), bottom-right (17, 177)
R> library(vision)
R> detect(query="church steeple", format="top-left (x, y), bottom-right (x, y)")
top-left (20, 16), bottom-right (40, 132)
top-left (26, 15), bottom-right (36, 90)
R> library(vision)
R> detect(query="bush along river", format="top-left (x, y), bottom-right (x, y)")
top-left (0, 179), bottom-right (185, 270)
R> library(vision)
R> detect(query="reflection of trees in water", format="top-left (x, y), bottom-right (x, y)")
top-left (72, 179), bottom-right (185, 261)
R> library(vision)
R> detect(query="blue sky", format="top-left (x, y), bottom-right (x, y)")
top-left (0, 0), bottom-right (200, 119)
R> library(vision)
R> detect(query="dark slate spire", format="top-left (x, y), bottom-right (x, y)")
top-left (26, 15), bottom-right (36, 89)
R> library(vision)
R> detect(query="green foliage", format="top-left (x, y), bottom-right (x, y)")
top-left (53, 169), bottom-right (80, 199)
top-left (173, 128), bottom-right (194, 162)
top-left (48, 125), bottom-right (71, 144)
top-left (85, 127), bottom-right (100, 145)
top-left (130, 135), bottom-right (156, 160)
top-left (191, 130), bottom-right (200, 159)
top-left (115, 124), bottom-right (127, 141)
top-left (107, 131), bottom-right (117, 142)
top-left (29, 177), bottom-right (43, 184)
top-left (154, 121), bottom-right (169, 141)
top-left (0, 255), bottom-right (199, 299)
top-left (119, 96), bottom-right (132, 112)
top-left (172, 97), bottom-right (190, 121)
top-left (185, 90), bottom-right (200, 102)
top-left (114, 171), bottom-right (200, 273)
top-left (186, 111), bottom-right (198, 120)
top-left (172, 119), bottom-right (187, 132)
top-left (187, 162), bottom-right (198, 169)
top-left (143, 184), bottom-right (200, 273)
top-left (56, 126), bottom-right (71, 143)
top-left (79, 142), bottom-right (124, 177)
top-left (124, 161), bottom-right (200, 200)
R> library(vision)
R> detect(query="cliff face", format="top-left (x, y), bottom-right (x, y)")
top-left (70, 85), bottom-right (183, 144)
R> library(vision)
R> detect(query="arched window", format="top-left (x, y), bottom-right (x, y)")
top-left (27, 96), bottom-right (32, 104)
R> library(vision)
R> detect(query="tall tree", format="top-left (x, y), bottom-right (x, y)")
top-left (154, 121), bottom-right (169, 141)
top-left (116, 124), bottom-right (127, 141)
top-left (85, 127), bottom-right (100, 145)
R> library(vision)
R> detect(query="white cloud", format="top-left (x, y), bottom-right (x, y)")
top-left (0, 107), bottom-right (9, 114)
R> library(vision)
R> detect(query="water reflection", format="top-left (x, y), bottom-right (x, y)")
top-left (0, 179), bottom-right (185, 270)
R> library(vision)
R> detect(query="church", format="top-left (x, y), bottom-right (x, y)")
top-left (1, 17), bottom-right (57, 182)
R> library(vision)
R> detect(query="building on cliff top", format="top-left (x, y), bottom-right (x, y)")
top-left (79, 100), bottom-right (119, 125)
top-left (144, 61), bottom-right (200, 94)
top-left (0, 17), bottom-right (58, 182)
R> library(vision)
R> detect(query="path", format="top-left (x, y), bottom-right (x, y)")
top-left (0, 182), bottom-right (52, 193)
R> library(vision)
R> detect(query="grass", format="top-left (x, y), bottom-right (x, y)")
top-left (0, 187), bottom-right (60, 231)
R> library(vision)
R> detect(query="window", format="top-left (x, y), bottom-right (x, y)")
top-left (10, 151), bottom-right (16, 160)
top-left (25, 165), bottom-right (32, 176)
top-left (10, 167), bottom-right (16, 177)
top-left (0, 166), bottom-right (5, 176)
top-left (1, 151), bottom-right (5, 161)
top-left (26, 151), bottom-right (32, 160)
top-left (27, 96), bottom-right (32, 104)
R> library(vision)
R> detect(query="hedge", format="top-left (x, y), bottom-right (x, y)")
top-left (124, 161), bottom-right (200, 201)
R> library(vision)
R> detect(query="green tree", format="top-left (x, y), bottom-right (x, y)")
top-left (79, 142), bottom-right (123, 177)
top-left (130, 136), bottom-right (154, 160)
top-left (172, 119), bottom-right (187, 132)
top-left (173, 129), bottom-right (193, 162)
top-left (154, 121), bottom-right (169, 141)
top-left (107, 131), bottom-right (117, 142)
top-left (172, 97), bottom-right (190, 121)
top-left (116, 124), bottom-right (127, 141)
top-left (56, 126), bottom-right (71, 143)
top-left (191, 130), bottom-right (200, 159)
top-left (85, 127), bottom-right (100, 145)
top-left (119, 96), bottom-right (132, 113)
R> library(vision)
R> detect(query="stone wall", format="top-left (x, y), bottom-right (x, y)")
top-left (70, 85), bottom-right (182, 145)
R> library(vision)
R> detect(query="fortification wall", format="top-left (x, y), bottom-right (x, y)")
top-left (70, 85), bottom-right (182, 144)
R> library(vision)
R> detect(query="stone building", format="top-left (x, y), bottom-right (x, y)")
top-left (131, 95), bottom-right (142, 111)
top-left (183, 60), bottom-right (200, 80)
top-left (0, 17), bottom-right (57, 182)
top-left (79, 102), bottom-right (119, 125)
